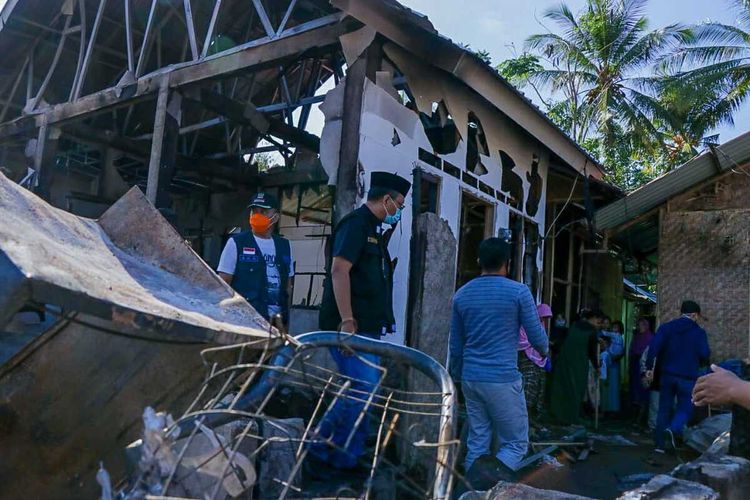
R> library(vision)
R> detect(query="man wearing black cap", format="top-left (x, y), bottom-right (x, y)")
top-left (217, 192), bottom-right (295, 326)
top-left (645, 300), bottom-right (710, 453)
top-left (313, 171), bottom-right (411, 470)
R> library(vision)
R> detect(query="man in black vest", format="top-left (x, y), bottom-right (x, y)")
top-left (217, 192), bottom-right (294, 327)
top-left (312, 171), bottom-right (411, 470)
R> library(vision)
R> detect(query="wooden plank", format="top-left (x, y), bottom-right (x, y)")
top-left (276, 0), bottom-right (298, 36)
top-left (146, 83), bottom-right (171, 205)
top-left (196, 89), bottom-right (320, 151)
top-left (33, 121), bottom-right (61, 201)
top-left (69, 0), bottom-right (88, 101)
top-left (253, 0), bottom-right (276, 38)
top-left (0, 57), bottom-right (30, 123)
top-left (201, 0), bottom-right (223, 59)
top-left (32, 15), bottom-right (74, 110)
top-left (183, 0), bottom-right (199, 60)
top-left (135, 0), bottom-right (158, 78)
top-left (332, 44), bottom-right (376, 224)
top-left (124, 0), bottom-right (134, 73)
top-left (73, 0), bottom-right (108, 100)
top-left (41, 18), bottom-right (347, 127)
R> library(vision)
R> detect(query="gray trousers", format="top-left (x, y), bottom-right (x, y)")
top-left (463, 378), bottom-right (529, 471)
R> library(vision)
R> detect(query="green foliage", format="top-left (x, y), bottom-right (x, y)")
top-left (459, 43), bottom-right (493, 65)
top-left (496, 53), bottom-right (543, 87)
top-left (495, 0), bottom-right (749, 191)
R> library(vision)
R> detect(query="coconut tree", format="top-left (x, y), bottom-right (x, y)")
top-left (524, 0), bottom-right (694, 146)
top-left (661, 0), bottom-right (750, 126)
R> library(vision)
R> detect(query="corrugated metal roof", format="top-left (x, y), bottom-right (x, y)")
top-left (594, 129), bottom-right (750, 230)
top-left (624, 278), bottom-right (657, 303)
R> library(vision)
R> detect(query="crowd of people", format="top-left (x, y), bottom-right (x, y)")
top-left (219, 170), bottom-right (742, 477)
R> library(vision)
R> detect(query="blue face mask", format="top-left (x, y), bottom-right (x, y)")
top-left (383, 198), bottom-right (403, 225)
top-left (384, 207), bottom-right (402, 225)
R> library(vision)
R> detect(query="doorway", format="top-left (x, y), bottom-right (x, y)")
top-left (456, 192), bottom-right (494, 288)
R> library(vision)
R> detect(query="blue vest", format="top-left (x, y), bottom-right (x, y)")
top-left (230, 231), bottom-right (292, 323)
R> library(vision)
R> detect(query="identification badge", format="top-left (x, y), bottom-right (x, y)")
top-left (242, 247), bottom-right (256, 255)
top-left (367, 237), bottom-right (378, 244)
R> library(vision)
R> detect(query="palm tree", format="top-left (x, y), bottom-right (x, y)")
top-left (524, 0), bottom-right (693, 147)
top-left (661, 0), bottom-right (750, 127)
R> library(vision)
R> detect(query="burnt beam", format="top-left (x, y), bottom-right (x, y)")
top-left (196, 89), bottom-right (320, 152)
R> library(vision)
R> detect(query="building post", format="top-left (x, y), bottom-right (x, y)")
top-left (332, 41), bottom-right (382, 224)
top-left (146, 81), bottom-right (181, 209)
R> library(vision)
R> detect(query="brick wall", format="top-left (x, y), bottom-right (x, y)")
top-left (658, 208), bottom-right (750, 362)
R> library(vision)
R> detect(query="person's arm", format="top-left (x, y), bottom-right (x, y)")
top-left (448, 298), bottom-right (465, 381)
top-left (328, 218), bottom-right (365, 333)
top-left (587, 331), bottom-right (600, 368)
top-left (693, 364), bottom-right (750, 410)
top-left (698, 330), bottom-right (711, 366)
top-left (645, 328), bottom-right (664, 371)
top-left (518, 287), bottom-right (548, 357)
top-left (216, 239), bottom-right (238, 286)
top-left (331, 257), bottom-right (356, 332)
top-left (608, 334), bottom-right (625, 358)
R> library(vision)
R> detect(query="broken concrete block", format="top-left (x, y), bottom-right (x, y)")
top-left (672, 455), bottom-right (750, 500)
top-left (258, 417), bottom-right (304, 498)
top-left (618, 474), bottom-right (718, 499)
top-left (459, 481), bottom-right (593, 500)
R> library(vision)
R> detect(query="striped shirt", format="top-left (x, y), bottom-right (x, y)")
top-left (449, 275), bottom-right (548, 383)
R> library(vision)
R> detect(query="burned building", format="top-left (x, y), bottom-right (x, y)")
top-left (0, 0), bottom-right (619, 348)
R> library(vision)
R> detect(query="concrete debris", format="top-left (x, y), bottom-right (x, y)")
top-left (672, 454), bottom-right (750, 500)
top-left (618, 474), bottom-right (718, 500)
top-left (588, 433), bottom-right (637, 446)
top-left (705, 431), bottom-right (731, 456)
top-left (684, 413), bottom-right (732, 454)
top-left (459, 481), bottom-right (593, 500)
top-left (540, 454), bottom-right (566, 469)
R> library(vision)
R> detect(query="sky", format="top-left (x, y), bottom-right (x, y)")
top-left (399, 0), bottom-right (750, 143)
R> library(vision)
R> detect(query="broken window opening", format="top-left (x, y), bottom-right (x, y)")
top-left (466, 112), bottom-right (489, 176)
top-left (499, 150), bottom-right (525, 211)
top-left (419, 174), bottom-right (440, 215)
top-left (418, 100), bottom-right (460, 155)
top-left (523, 220), bottom-right (540, 297)
top-left (526, 154), bottom-right (543, 217)
top-left (508, 211), bottom-right (524, 282)
top-left (456, 192), bottom-right (494, 288)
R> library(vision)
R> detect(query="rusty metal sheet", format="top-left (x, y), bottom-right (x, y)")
top-left (0, 172), bottom-right (276, 344)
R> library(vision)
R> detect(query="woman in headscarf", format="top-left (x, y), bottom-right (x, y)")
top-left (629, 317), bottom-right (654, 426)
top-left (550, 309), bottom-right (603, 425)
top-left (518, 304), bottom-right (553, 420)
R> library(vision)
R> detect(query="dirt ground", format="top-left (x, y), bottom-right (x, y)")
top-left (519, 420), bottom-right (698, 499)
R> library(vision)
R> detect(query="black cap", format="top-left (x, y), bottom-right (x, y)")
top-left (370, 171), bottom-right (411, 197)
top-left (681, 300), bottom-right (703, 317)
top-left (248, 192), bottom-right (279, 210)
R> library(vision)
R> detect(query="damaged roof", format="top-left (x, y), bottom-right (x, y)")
top-left (0, 0), bottom-right (606, 182)
top-left (595, 130), bottom-right (750, 232)
top-left (331, 0), bottom-right (607, 179)
top-left (0, 172), bottom-right (278, 345)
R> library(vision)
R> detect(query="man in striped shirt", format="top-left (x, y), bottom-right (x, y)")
top-left (449, 237), bottom-right (548, 474)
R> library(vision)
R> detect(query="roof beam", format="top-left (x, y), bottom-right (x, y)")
top-left (0, 13), bottom-right (347, 143)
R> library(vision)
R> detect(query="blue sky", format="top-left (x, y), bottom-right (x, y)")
top-left (400, 0), bottom-right (750, 143)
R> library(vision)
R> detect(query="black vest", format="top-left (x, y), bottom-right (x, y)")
top-left (319, 207), bottom-right (395, 335)
top-left (230, 231), bottom-right (291, 323)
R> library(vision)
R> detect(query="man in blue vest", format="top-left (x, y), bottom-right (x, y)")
top-left (217, 192), bottom-right (294, 327)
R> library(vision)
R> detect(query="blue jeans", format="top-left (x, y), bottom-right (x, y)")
top-left (654, 374), bottom-right (695, 448)
top-left (463, 378), bottom-right (529, 471)
top-left (310, 336), bottom-right (382, 469)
